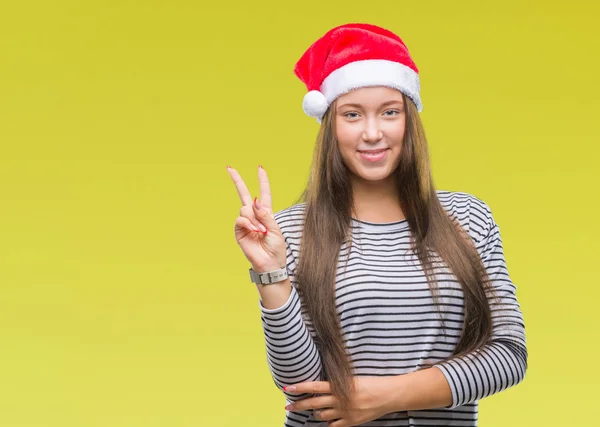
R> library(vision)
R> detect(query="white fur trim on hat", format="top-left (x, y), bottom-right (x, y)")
top-left (310, 59), bottom-right (422, 123)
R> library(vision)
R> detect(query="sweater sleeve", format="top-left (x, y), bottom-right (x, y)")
top-left (434, 200), bottom-right (528, 409)
top-left (258, 218), bottom-right (324, 403)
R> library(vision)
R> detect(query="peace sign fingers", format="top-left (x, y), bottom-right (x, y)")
top-left (227, 164), bottom-right (287, 274)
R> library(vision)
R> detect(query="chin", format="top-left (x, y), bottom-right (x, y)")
top-left (353, 168), bottom-right (392, 182)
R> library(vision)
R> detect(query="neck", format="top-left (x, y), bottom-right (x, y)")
top-left (350, 175), bottom-right (405, 223)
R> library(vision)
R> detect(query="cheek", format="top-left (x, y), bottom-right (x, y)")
top-left (335, 122), bottom-right (354, 144)
top-left (335, 124), bottom-right (359, 153)
top-left (383, 120), bottom-right (406, 142)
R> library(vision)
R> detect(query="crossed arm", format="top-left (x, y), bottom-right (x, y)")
top-left (260, 206), bottom-right (527, 412)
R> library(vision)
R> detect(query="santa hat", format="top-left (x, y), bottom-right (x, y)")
top-left (294, 23), bottom-right (422, 124)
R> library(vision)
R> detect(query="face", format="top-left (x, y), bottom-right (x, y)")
top-left (334, 86), bottom-right (406, 186)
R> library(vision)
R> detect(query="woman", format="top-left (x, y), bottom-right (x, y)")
top-left (227, 23), bottom-right (527, 427)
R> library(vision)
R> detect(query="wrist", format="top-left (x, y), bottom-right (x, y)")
top-left (250, 264), bottom-right (288, 286)
top-left (251, 263), bottom-right (286, 273)
top-left (383, 375), bottom-right (406, 414)
top-left (256, 277), bottom-right (292, 310)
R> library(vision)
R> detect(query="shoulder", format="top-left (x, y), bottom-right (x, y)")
top-left (436, 189), bottom-right (495, 243)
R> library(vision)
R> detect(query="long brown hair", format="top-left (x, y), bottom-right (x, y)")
top-left (292, 92), bottom-right (499, 410)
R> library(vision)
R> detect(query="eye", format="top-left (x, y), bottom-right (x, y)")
top-left (384, 109), bottom-right (400, 116)
top-left (343, 112), bottom-right (359, 119)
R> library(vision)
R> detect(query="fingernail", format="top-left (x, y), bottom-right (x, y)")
top-left (259, 164), bottom-right (263, 170)
top-left (251, 225), bottom-right (260, 232)
top-left (258, 223), bottom-right (267, 233)
top-left (254, 197), bottom-right (261, 210)
top-left (284, 385), bottom-right (296, 392)
top-left (284, 404), bottom-right (294, 411)
top-left (226, 165), bottom-right (231, 170)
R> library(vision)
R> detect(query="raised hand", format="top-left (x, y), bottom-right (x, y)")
top-left (226, 165), bottom-right (287, 273)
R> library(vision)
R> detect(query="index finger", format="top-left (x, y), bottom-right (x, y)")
top-left (284, 381), bottom-right (332, 394)
top-left (258, 166), bottom-right (272, 211)
top-left (227, 167), bottom-right (252, 207)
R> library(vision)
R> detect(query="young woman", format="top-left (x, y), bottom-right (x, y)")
top-left (227, 23), bottom-right (527, 427)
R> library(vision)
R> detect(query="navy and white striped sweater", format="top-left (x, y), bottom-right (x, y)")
top-left (258, 190), bottom-right (527, 426)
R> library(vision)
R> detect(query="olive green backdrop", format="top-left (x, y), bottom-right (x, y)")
top-left (0, 1), bottom-right (597, 426)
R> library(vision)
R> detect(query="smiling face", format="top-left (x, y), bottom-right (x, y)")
top-left (334, 86), bottom-right (406, 188)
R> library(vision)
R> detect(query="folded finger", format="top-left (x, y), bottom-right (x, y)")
top-left (235, 216), bottom-right (261, 233)
top-left (240, 205), bottom-right (267, 233)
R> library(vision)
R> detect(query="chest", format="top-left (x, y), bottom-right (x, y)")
top-left (334, 239), bottom-right (466, 332)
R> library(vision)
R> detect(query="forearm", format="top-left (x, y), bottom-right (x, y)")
top-left (259, 282), bottom-right (324, 402)
top-left (387, 367), bottom-right (453, 413)
top-left (434, 340), bottom-right (527, 408)
top-left (256, 277), bottom-right (292, 309)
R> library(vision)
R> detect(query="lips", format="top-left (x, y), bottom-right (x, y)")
top-left (358, 148), bottom-right (389, 163)
top-left (358, 149), bottom-right (387, 154)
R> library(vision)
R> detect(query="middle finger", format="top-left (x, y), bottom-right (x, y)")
top-left (288, 395), bottom-right (337, 412)
top-left (258, 165), bottom-right (272, 212)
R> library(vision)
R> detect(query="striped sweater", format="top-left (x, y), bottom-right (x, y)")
top-left (258, 190), bottom-right (527, 426)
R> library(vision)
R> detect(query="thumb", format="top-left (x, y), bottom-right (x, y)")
top-left (253, 197), bottom-right (276, 229)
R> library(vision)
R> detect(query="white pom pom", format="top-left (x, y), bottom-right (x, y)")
top-left (302, 90), bottom-right (328, 118)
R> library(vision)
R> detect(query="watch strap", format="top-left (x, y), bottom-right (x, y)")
top-left (249, 266), bottom-right (288, 285)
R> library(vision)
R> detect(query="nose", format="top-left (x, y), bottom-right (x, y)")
top-left (361, 119), bottom-right (383, 142)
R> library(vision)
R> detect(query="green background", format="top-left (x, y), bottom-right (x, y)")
top-left (0, 1), bottom-right (597, 425)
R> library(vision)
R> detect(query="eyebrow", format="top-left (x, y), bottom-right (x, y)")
top-left (337, 100), bottom-right (404, 110)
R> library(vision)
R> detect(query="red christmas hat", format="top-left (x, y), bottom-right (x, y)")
top-left (294, 23), bottom-right (422, 123)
